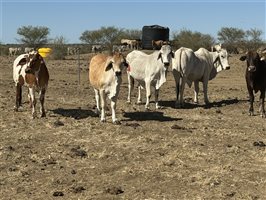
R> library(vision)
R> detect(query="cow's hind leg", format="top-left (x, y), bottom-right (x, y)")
top-left (94, 89), bottom-right (101, 116)
top-left (99, 89), bottom-right (106, 122)
top-left (194, 81), bottom-right (199, 104)
top-left (172, 69), bottom-right (181, 108)
top-left (203, 79), bottom-right (210, 105)
top-left (127, 75), bottom-right (134, 103)
top-left (14, 83), bottom-right (22, 111)
top-left (39, 88), bottom-right (46, 117)
top-left (259, 90), bottom-right (265, 118)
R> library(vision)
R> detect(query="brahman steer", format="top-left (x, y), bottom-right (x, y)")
top-left (13, 50), bottom-right (49, 118)
top-left (211, 43), bottom-right (222, 52)
top-left (172, 47), bottom-right (230, 108)
top-left (9, 47), bottom-right (21, 56)
top-left (240, 51), bottom-right (266, 117)
top-left (152, 40), bottom-right (169, 50)
top-left (126, 45), bottom-right (174, 110)
top-left (89, 52), bottom-right (128, 124)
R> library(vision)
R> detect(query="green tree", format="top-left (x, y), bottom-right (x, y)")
top-left (120, 29), bottom-right (142, 40)
top-left (80, 26), bottom-right (124, 51)
top-left (172, 29), bottom-right (215, 50)
top-left (17, 25), bottom-right (50, 48)
top-left (217, 27), bottom-right (245, 52)
top-left (245, 28), bottom-right (264, 50)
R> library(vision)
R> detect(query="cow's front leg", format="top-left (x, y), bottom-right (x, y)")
top-left (137, 85), bottom-right (142, 104)
top-left (145, 81), bottom-right (151, 110)
top-left (259, 90), bottom-right (265, 118)
top-left (194, 81), bottom-right (199, 104)
top-left (248, 87), bottom-right (254, 116)
top-left (155, 88), bottom-right (161, 109)
top-left (14, 83), bottom-right (22, 111)
top-left (99, 90), bottom-right (106, 122)
top-left (39, 88), bottom-right (46, 117)
top-left (111, 96), bottom-right (120, 124)
top-left (28, 87), bottom-right (36, 118)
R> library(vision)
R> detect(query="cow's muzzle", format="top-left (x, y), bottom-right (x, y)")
top-left (248, 66), bottom-right (256, 72)
top-left (164, 62), bottom-right (170, 67)
top-left (25, 67), bottom-right (33, 74)
top-left (225, 66), bottom-right (230, 70)
top-left (115, 71), bottom-right (122, 76)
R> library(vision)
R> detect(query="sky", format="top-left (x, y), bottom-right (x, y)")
top-left (1, 0), bottom-right (265, 44)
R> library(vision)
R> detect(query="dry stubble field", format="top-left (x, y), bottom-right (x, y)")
top-left (0, 51), bottom-right (266, 200)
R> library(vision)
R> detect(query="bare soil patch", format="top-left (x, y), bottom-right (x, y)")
top-left (0, 53), bottom-right (265, 199)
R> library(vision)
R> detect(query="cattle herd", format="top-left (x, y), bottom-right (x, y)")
top-left (12, 44), bottom-right (266, 122)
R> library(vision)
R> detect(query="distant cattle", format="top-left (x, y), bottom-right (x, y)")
top-left (211, 43), bottom-right (222, 52)
top-left (121, 39), bottom-right (141, 49)
top-left (172, 47), bottom-right (230, 108)
top-left (91, 45), bottom-right (103, 53)
top-left (112, 44), bottom-right (127, 53)
top-left (240, 51), bottom-right (266, 117)
top-left (13, 51), bottom-right (49, 118)
top-left (9, 47), bottom-right (21, 56)
top-left (24, 47), bottom-right (34, 53)
top-left (89, 52), bottom-right (128, 124)
top-left (67, 47), bottom-right (79, 55)
top-left (152, 40), bottom-right (170, 50)
top-left (126, 45), bottom-right (174, 110)
top-left (257, 47), bottom-right (266, 61)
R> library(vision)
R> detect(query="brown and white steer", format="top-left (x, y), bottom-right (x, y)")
top-left (13, 51), bottom-right (49, 118)
top-left (89, 52), bottom-right (128, 124)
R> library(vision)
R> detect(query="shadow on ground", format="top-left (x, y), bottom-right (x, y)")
top-left (51, 108), bottom-right (97, 119)
top-left (123, 111), bottom-right (182, 122)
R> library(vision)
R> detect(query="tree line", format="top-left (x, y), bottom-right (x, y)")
top-left (1, 25), bottom-right (265, 55)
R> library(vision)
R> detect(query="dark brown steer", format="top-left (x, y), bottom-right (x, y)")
top-left (240, 51), bottom-right (266, 117)
top-left (13, 51), bottom-right (49, 118)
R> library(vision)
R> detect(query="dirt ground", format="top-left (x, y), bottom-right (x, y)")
top-left (0, 51), bottom-right (265, 200)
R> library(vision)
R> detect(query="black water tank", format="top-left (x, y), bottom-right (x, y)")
top-left (142, 25), bottom-right (170, 50)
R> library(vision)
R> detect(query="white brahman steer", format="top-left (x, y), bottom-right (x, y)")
top-left (24, 47), bottom-right (34, 53)
top-left (9, 47), bottom-right (21, 56)
top-left (13, 50), bottom-right (49, 118)
top-left (126, 45), bottom-right (174, 110)
top-left (211, 43), bottom-right (222, 52)
top-left (172, 47), bottom-right (230, 108)
top-left (89, 52), bottom-right (128, 124)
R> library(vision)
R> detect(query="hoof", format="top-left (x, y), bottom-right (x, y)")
top-left (145, 107), bottom-right (150, 112)
top-left (100, 119), bottom-right (106, 123)
top-left (137, 100), bottom-right (142, 104)
top-left (113, 120), bottom-right (121, 125)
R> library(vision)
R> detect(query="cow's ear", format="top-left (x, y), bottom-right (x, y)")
top-left (105, 59), bottom-right (113, 71)
top-left (157, 52), bottom-right (162, 60)
top-left (239, 55), bottom-right (247, 61)
top-left (171, 51), bottom-right (175, 58)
